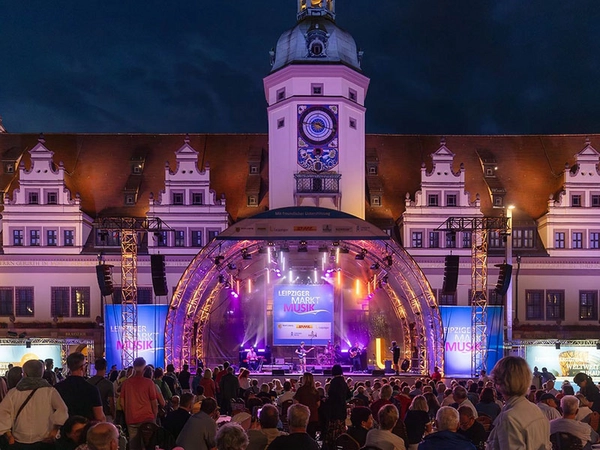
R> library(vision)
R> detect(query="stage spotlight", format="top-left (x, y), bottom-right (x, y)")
top-left (318, 245), bottom-right (329, 253)
top-left (385, 255), bottom-right (393, 267)
top-left (355, 249), bottom-right (367, 260)
top-left (218, 274), bottom-right (226, 284)
top-left (298, 241), bottom-right (308, 252)
top-left (381, 275), bottom-right (389, 285)
top-left (241, 248), bottom-right (252, 259)
top-left (339, 247), bottom-right (349, 254)
top-left (370, 262), bottom-right (380, 270)
top-left (214, 255), bottom-right (224, 265)
top-left (18, 332), bottom-right (27, 339)
top-left (227, 262), bottom-right (237, 270)
top-left (7, 331), bottom-right (17, 337)
top-left (555, 342), bottom-right (561, 349)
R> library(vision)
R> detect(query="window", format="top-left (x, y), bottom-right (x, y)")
top-left (174, 230), bottom-right (185, 247)
top-left (368, 165), bottom-right (377, 175)
top-left (572, 194), bottom-right (582, 207)
top-left (51, 287), bottom-right (70, 317)
top-left (579, 291), bottom-right (598, 321)
top-left (191, 230), bottom-right (203, 247)
top-left (493, 195), bottom-right (503, 207)
top-left (0, 288), bottom-right (14, 316)
top-left (30, 230), bottom-right (40, 246)
top-left (28, 191), bottom-right (39, 204)
top-left (555, 232), bottom-right (565, 249)
top-left (172, 192), bottom-right (184, 205)
top-left (138, 287), bottom-right (154, 305)
top-left (349, 89), bottom-right (357, 102)
top-left (445, 232), bottom-right (456, 248)
top-left (573, 232), bottom-right (583, 249)
top-left (47, 192), bottom-right (58, 205)
top-left (276, 88), bottom-right (286, 101)
top-left (247, 195), bottom-right (258, 207)
top-left (132, 163), bottom-right (143, 174)
top-left (446, 194), bottom-right (457, 207)
top-left (591, 232), bottom-right (600, 249)
top-left (546, 290), bottom-right (565, 321)
top-left (349, 118), bottom-right (357, 129)
top-left (489, 230), bottom-right (504, 248)
top-left (311, 84), bottom-right (323, 95)
top-left (462, 232), bottom-right (472, 248)
top-left (192, 192), bottom-right (203, 205)
top-left (277, 118), bottom-right (285, 129)
top-left (250, 165), bottom-right (259, 174)
top-left (71, 287), bottom-right (90, 317)
top-left (522, 229), bottom-right (534, 248)
top-left (15, 287), bottom-right (34, 317)
top-left (13, 230), bottom-right (23, 246)
top-left (47, 230), bottom-right (57, 246)
top-left (438, 292), bottom-right (457, 305)
top-left (371, 195), bottom-right (381, 207)
top-left (427, 194), bottom-right (439, 206)
top-left (125, 194), bottom-right (135, 205)
top-left (525, 290), bottom-right (544, 320)
top-left (208, 229), bottom-right (220, 242)
top-left (513, 229), bottom-right (534, 248)
top-left (429, 231), bottom-right (440, 248)
top-left (592, 195), bottom-right (600, 207)
top-left (4, 163), bottom-right (14, 174)
top-left (64, 230), bottom-right (74, 246)
top-left (156, 231), bottom-right (168, 247)
top-left (411, 231), bottom-right (423, 248)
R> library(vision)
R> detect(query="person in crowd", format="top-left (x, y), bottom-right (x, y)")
top-left (293, 372), bottom-right (320, 438)
top-left (354, 385), bottom-right (371, 405)
top-left (550, 395), bottom-right (599, 449)
top-left (86, 422), bottom-right (121, 450)
top-left (176, 396), bottom-right (220, 450)
top-left (409, 380), bottom-right (423, 398)
top-left (417, 406), bottom-right (476, 450)
top-left (238, 368), bottom-right (251, 397)
top-left (486, 356), bottom-right (551, 450)
top-left (423, 392), bottom-right (440, 421)
top-left (430, 367), bottom-right (442, 383)
top-left (466, 383), bottom-right (479, 406)
top-left (55, 352), bottom-right (105, 422)
top-left (403, 395), bottom-right (432, 449)
top-left (216, 422), bottom-right (249, 450)
top-left (268, 404), bottom-right (320, 450)
top-left (475, 387), bottom-right (501, 421)
top-left (456, 406), bottom-right (486, 448)
top-left (0, 359), bottom-right (68, 447)
top-left (143, 365), bottom-right (167, 421)
top-left (541, 367), bottom-right (556, 384)
top-left (256, 383), bottom-right (273, 401)
top-left (273, 378), bottom-right (284, 395)
top-left (545, 379), bottom-right (559, 397)
top-left (390, 341), bottom-right (401, 375)
top-left (192, 369), bottom-right (203, 396)
top-left (478, 370), bottom-right (489, 384)
top-left (200, 368), bottom-right (217, 400)
top-left (163, 364), bottom-right (181, 396)
top-left (119, 357), bottom-right (158, 449)
top-left (162, 392), bottom-right (193, 440)
top-left (55, 415), bottom-right (89, 450)
top-left (323, 364), bottom-right (350, 449)
top-left (277, 381), bottom-right (294, 406)
top-left (574, 372), bottom-right (600, 413)
top-left (6, 366), bottom-right (23, 390)
top-left (345, 406), bottom-right (373, 447)
top-left (537, 393), bottom-right (562, 420)
top-left (371, 384), bottom-right (394, 421)
top-left (365, 404), bottom-right (406, 450)
top-left (220, 367), bottom-right (240, 416)
top-left (452, 385), bottom-right (478, 418)
top-left (88, 358), bottom-right (116, 422)
top-left (246, 404), bottom-right (287, 450)
top-left (394, 386), bottom-right (413, 419)
top-left (178, 364), bottom-right (192, 394)
top-left (43, 358), bottom-right (57, 386)
top-left (575, 393), bottom-right (594, 421)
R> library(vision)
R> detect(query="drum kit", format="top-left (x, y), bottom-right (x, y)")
top-left (315, 342), bottom-right (337, 365)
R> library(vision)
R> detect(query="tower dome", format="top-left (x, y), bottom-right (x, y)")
top-left (270, 1), bottom-right (362, 73)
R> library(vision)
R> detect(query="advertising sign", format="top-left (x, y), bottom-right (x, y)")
top-left (273, 283), bottom-right (334, 345)
top-left (0, 345), bottom-right (62, 375)
top-left (526, 346), bottom-right (600, 379)
top-left (105, 304), bottom-right (168, 368)
top-left (440, 306), bottom-right (504, 377)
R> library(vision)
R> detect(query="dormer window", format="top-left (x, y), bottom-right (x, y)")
top-left (592, 194), bottom-right (600, 207)
top-left (4, 163), bottom-right (14, 174)
top-left (250, 165), bottom-right (259, 174)
top-left (368, 165), bottom-right (377, 175)
top-left (248, 195), bottom-right (258, 207)
top-left (124, 194), bottom-right (135, 205)
top-left (427, 194), bottom-right (439, 207)
top-left (132, 163), bottom-right (143, 174)
top-left (28, 192), bottom-right (39, 205)
top-left (172, 192), bottom-right (184, 205)
top-left (493, 195), bottom-right (503, 207)
top-left (192, 192), bottom-right (203, 205)
top-left (446, 194), bottom-right (457, 207)
top-left (572, 194), bottom-right (582, 207)
top-left (47, 192), bottom-right (58, 205)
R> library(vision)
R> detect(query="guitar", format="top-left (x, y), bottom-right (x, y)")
top-left (296, 347), bottom-right (314, 359)
top-left (349, 348), bottom-right (361, 358)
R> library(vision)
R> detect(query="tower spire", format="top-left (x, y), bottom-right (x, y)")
top-left (297, 0), bottom-right (335, 22)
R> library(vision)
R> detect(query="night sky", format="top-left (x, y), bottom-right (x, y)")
top-left (1, 1), bottom-right (599, 135)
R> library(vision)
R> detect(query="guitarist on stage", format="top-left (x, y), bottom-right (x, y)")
top-left (295, 342), bottom-right (314, 373)
top-left (349, 342), bottom-right (363, 372)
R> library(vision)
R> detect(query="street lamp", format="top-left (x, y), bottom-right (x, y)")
top-left (506, 205), bottom-right (515, 342)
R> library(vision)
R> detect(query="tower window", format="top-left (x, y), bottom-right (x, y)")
top-left (277, 118), bottom-right (285, 129)
top-left (192, 192), bottom-right (204, 205)
top-left (427, 194), bottom-right (439, 206)
top-left (13, 230), bottom-right (23, 246)
top-left (349, 89), bottom-right (357, 102)
top-left (349, 118), bottom-right (357, 129)
top-left (311, 84), bottom-right (323, 95)
top-left (276, 88), bottom-right (286, 102)
top-left (172, 192), bottom-right (184, 205)
top-left (30, 230), bottom-right (40, 246)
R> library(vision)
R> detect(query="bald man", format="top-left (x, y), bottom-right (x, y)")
top-left (87, 422), bottom-right (120, 450)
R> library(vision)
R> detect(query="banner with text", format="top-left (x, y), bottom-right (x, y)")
top-left (440, 306), bottom-right (504, 377)
top-left (273, 283), bottom-right (334, 346)
top-left (526, 346), bottom-right (600, 379)
top-left (105, 304), bottom-right (168, 368)
top-left (0, 345), bottom-right (62, 375)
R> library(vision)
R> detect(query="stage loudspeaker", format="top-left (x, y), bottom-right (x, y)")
top-left (323, 369), bottom-right (333, 376)
top-left (494, 263), bottom-right (513, 295)
top-left (272, 369), bottom-right (285, 375)
top-left (372, 369), bottom-right (385, 376)
top-left (442, 255), bottom-right (459, 294)
top-left (96, 264), bottom-right (114, 296)
top-left (151, 255), bottom-right (168, 296)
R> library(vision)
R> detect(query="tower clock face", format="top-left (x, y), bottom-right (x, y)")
top-left (297, 104), bottom-right (338, 172)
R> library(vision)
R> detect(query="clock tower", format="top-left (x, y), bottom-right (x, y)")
top-left (264, 1), bottom-right (370, 219)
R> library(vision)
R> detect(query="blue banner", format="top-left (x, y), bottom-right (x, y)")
top-left (105, 304), bottom-right (168, 369)
top-left (440, 306), bottom-right (504, 377)
top-left (273, 284), bottom-right (334, 345)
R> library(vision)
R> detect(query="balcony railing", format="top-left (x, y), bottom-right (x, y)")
top-left (294, 172), bottom-right (341, 194)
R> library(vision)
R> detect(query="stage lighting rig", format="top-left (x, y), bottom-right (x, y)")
top-left (241, 248), bottom-right (252, 260)
top-left (298, 241), bottom-right (308, 252)
top-left (214, 255), bottom-right (225, 265)
top-left (355, 249), bottom-right (367, 260)
top-left (370, 262), bottom-right (380, 270)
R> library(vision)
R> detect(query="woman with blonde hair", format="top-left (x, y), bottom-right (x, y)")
top-left (403, 394), bottom-right (432, 450)
top-left (199, 368), bottom-right (217, 399)
top-left (486, 356), bottom-right (551, 450)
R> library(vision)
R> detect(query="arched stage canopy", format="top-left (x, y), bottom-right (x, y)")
top-left (166, 207), bottom-right (444, 375)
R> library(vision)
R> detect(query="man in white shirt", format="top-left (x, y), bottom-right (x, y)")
top-left (550, 395), bottom-right (599, 448)
top-left (452, 386), bottom-right (478, 418)
top-left (365, 404), bottom-right (406, 450)
top-left (0, 359), bottom-right (68, 445)
top-left (277, 381), bottom-right (295, 406)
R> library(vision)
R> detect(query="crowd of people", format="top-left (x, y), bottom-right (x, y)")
top-left (1, 354), bottom-right (600, 450)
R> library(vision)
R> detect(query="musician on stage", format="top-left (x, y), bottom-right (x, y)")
top-left (247, 346), bottom-right (258, 372)
top-left (390, 341), bottom-right (400, 375)
top-left (295, 342), bottom-right (313, 373)
top-left (349, 342), bottom-right (362, 372)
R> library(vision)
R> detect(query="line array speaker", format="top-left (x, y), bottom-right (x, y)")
top-left (442, 255), bottom-right (459, 294)
top-left (151, 254), bottom-right (168, 296)
top-left (96, 264), bottom-right (114, 296)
